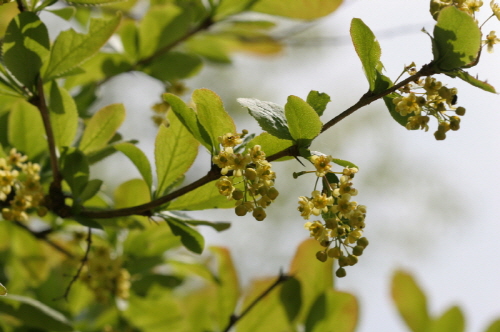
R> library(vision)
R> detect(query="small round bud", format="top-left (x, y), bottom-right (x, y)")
top-left (235, 204), bottom-right (248, 216)
top-left (357, 237), bottom-right (369, 248)
top-left (252, 207), bottom-right (266, 221)
top-left (258, 186), bottom-right (268, 196)
top-left (455, 107), bottom-right (466, 116)
top-left (325, 218), bottom-right (337, 230)
top-left (267, 187), bottom-right (279, 200)
top-left (337, 227), bottom-right (345, 236)
top-left (245, 168), bottom-right (257, 181)
top-left (416, 96), bottom-right (426, 106)
top-left (336, 267), bottom-right (347, 278)
top-left (316, 251), bottom-right (328, 262)
top-left (328, 247), bottom-right (342, 258)
top-left (352, 246), bottom-right (364, 256)
top-left (338, 255), bottom-right (349, 267)
top-left (320, 240), bottom-right (331, 247)
top-left (232, 189), bottom-right (244, 200)
top-left (347, 255), bottom-right (358, 266)
top-left (434, 130), bottom-right (446, 140)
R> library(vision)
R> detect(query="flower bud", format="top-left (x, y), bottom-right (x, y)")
top-left (252, 207), bottom-right (266, 221)
top-left (336, 267), bottom-right (347, 278)
top-left (316, 251), bottom-right (328, 262)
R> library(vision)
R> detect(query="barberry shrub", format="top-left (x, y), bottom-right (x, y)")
top-left (0, 0), bottom-right (499, 331)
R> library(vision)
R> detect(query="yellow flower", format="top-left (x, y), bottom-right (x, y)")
top-left (491, 0), bottom-right (500, 18)
top-left (218, 133), bottom-right (242, 148)
top-left (304, 220), bottom-right (328, 242)
top-left (311, 190), bottom-right (334, 215)
top-left (215, 176), bottom-right (234, 197)
top-left (298, 196), bottom-right (314, 219)
top-left (310, 155), bottom-right (332, 177)
top-left (483, 31), bottom-right (500, 53)
top-left (394, 93), bottom-right (421, 116)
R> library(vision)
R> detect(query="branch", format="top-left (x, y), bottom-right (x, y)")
top-left (222, 271), bottom-right (291, 332)
top-left (54, 228), bottom-right (92, 301)
top-left (13, 221), bottom-right (75, 259)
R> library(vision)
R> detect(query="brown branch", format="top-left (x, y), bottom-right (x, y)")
top-left (13, 221), bottom-right (75, 259)
top-left (223, 271), bottom-right (291, 332)
top-left (55, 228), bottom-right (92, 301)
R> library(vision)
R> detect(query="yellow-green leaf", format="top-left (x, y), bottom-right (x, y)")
top-left (79, 103), bottom-right (125, 154)
top-left (49, 82), bottom-right (78, 149)
top-left (305, 289), bottom-right (358, 332)
top-left (43, 13), bottom-right (121, 80)
top-left (428, 306), bottom-right (465, 332)
top-left (166, 180), bottom-right (239, 210)
top-left (115, 142), bottom-right (153, 190)
top-left (8, 100), bottom-right (47, 158)
top-left (155, 111), bottom-right (198, 197)
top-left (285, 95), bottom-right (322, 146)
top-left (0, 283), bottom-right (6, 296)
top-left (251, 0), bottom-right (343, 19)
top-left (391, 270), bottom-right (430, 332)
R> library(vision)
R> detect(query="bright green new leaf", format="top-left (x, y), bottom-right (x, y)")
top-left (79, 103), bottom-right (126, 154)
top-left (285, 95), bottom-right (322, 145)
top-left (183, 219), bottom-right (230, 232)
top-left (43, 13), bottom-right (121, 80)
top-left (211, 247), bottom-right (240, 327)
top-left (251, 0), bottom-right (343, 19)
top-left (124, 223), bottom-right (179, 259)
top-left (485, 319), bottom-right (500, 332)
top-left (350, 18), bottom-right (383, 91)
top-left (331, 158), bottom-right (358, 169)
top-left (119, 19), bottom-right (139, 60)
top-left (114, 178), bottom-right (151, 225)
top-left (245, 132), bottom-right (293, 161)
top-left (186, 34), bottom-right (233, 63)
top-left (8, 100), bottom-right (47, 158)
top-left (155, 112), bottom-right (198, 197)
top-left (138, 4), bottom-right (187, 58)
top-left (305, 290), bottom-right (358, 332)
top-left (49, 82), bottom-right (78, 149)
top-left (163, 93), bottom-right (212, 150)
top-left (77, 179), bottom-right (103, 203)
top-left (238, 98), bottom-right (293, 140)
top-left (66, 0), bottom-right (125, 5)
top-left (0, 283), bottom-right (6, 296)
top-left (433, 6), bottom-right (481, 71)
top-left (47, 7), bottom-right (76, 20)
top-left (391, 270), bottom-right (430, 332)
top-left (384, 93), bottom-right (411, 128)
top-left (73, 216), bottom-right (104, 229)
top-left (164, 217), bottom-right (204, 254)
top-left (194, 88), bottom-right (236, 152)
top-left (289, 239), bottom-right (334, 322)
top-left (428, 306), bottom-right (465, 332)
top-left (3, 12), bottom-right (50, 90)
top-left (0, 295), bottom-right (73, 331)
top-left (60, 147), bottom-right (89, 199)
top-left (306, 91), bottom-right (331, 116)
top-left (144, 52), bottom-right (203, 82)
top-left (167, 180), bottom-right (239, 210)
top-left (447, 70), bottom-right (496, 93)
top-left (214, 0), bottom-right (257, 21)
top-left (237, 277), bottom-right (293, 332)
top-left (279, 277), bottom-right (302, 323)
top-left (115, 142), bottom-right (153, 190)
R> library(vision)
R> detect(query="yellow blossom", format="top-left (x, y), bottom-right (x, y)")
top-left (304, 220), bottom-right (329, 243)
top-left (311, 155), bottom-right (332, 177)
top-left (298, 196), bottom-right (314, 219)
top-left (492, 0), bottom-right (500, 18)
top-left (311, 190), bottom-right (334, 215)
top-left (483, 31), bottom-right (500, 53)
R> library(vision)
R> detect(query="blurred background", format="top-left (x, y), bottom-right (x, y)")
top-left (43, 0), bottom-right (500, 330)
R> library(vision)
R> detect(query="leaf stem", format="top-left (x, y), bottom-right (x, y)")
top-left (222, 271), bottom-right (291, 332)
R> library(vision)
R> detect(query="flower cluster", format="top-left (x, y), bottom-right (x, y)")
top-left (213, 132), bottom-right (279, 221)
top-left (393, 76), bottom-right (466, 140)
top-left (299, 155), bottom-right (368, 277)
top-left (80, 246), bottom-right (131, 303)
top-left (1, 149), bottom-right (46, 222)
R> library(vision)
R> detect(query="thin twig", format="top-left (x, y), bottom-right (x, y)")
top-left (54, 228), bottom-right (92, 301)
top-left (223, 270), bottom-right (291, 332)
top-left (13, 221), bottom-right (75, 259)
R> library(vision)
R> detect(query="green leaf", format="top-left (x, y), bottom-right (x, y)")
top-left (245, 132), bottom-right (293, 161)
top-left (485, 319), bottom-right (500, 332)
top-left (43, 13), bottom-right (122, 80)
top-left (186, 34), bottom-right (233, 63)
top-left (8, 100), bottom-right (47, 158)
top-left (428, 306), bottom-right (465, 332)
top-left (289, 239), bottom-right (334, 323)
top-left (49, 82), bottom-right (78, 149)
top-left (384, 92), bottom-right (410, 128)
top-left (114, 178), bottom-right (151, 225)
top-left (78, 179), bottom-right (103, 203)
top-left (285, 95), bottom-right (322, 146)
top-left (214, 0), bottom-right (257, 20)
top-left (60, 147), bottom-right (89, 199)
top-left (331, 158), bottom-right (358, 169)
top-left (183, 219), bottom-right (230, 232)
top-left (115, 142), bottom-right (153, 190)
top-left (118, 19), bottom-right (139, 60)
top-left (251, 0), bottom-right (343, 19)
top-left (79, 103), bottom-right (126, 154)
top-left (3, 12), bottom-right (50, 90)
top-left (279, 277), bottom-right (302, 323)
top-left (144, 52), bottom-right (203, 82)
top-left (446, 70), bottom-right (496, 93)
top-left (350, 18), bottom-right (383, 91)
top-left (237, 98), bottom-right (293, 140)
top-left (0, 294), bottom-right (73, 331)
top-left (433, 6), bottom-right (481, 71)
top-left (163, 93), bottom-right (212, 150)
top-left (47, 7), bottom-right (76, 20)
top-left (73, 216), bottom-right (104, 229)
top-left (193, 88), bottom-right (236, 152)
top-left (138, 4), bottom-right (186, 58)
top-left (124, 222), bottom-right (179, 259)
top-left (0, 283), bottom-right (6, 296)
top-left (167, 180), bottom-right (239, 210)
top-left (306, 91), bottom-right (331, 116)
top-left (66, 0), bottom-right (125, 5)
top-left (155, 112), bottom-right (199, 197)
top-left (391, 270), bottom-right (430, 332)
top-left (164, 217), bottom-right (204, 254)
top-left (305, 290), bottom-right (358, 332)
